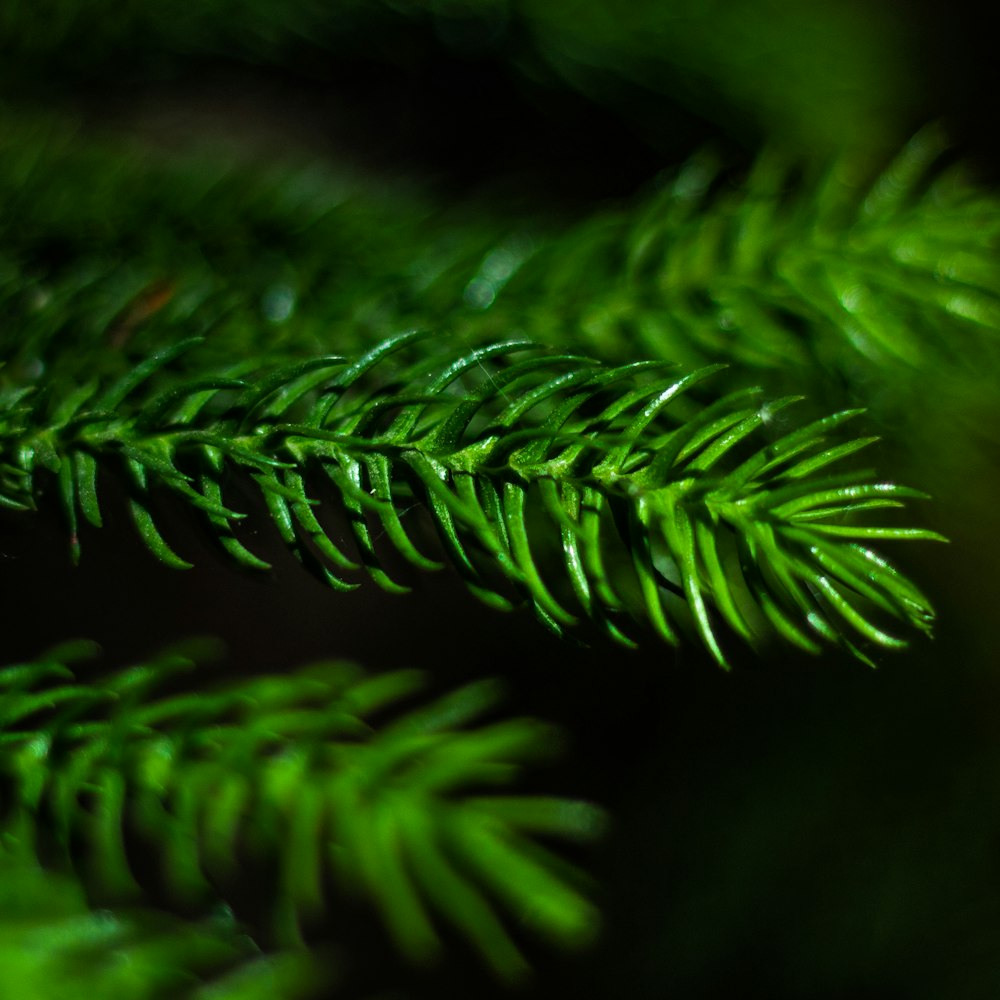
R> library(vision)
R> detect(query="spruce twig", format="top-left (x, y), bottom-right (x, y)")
top-left (1, 334), bottom-right (943, 665)
top-left (0, 641), bottom-right (603, 978)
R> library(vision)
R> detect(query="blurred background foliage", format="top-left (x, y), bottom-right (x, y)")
top-left (2, 0), bottom-right (1000, 998)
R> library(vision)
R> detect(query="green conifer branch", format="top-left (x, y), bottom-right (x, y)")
top-left (0, 857), bottom-right (319, 1000)
top-left (0, 115), bottom-right (511, 374)
top-left (0, 641), bottom-right (603, 978)
top-left (1, 334), bottom-right (942, 664)
top-left (494, 126), bottom-right (1000, 387)
top-left (0, 0), bottom-right (988, 994)
top-left (5, 117), bottom-right (997, 423)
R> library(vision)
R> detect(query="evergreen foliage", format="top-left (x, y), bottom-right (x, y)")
top-left (0, 857), bottom-right (320, 1000)
top-left (1, 641), bottom-right (600, 978)
top-left (1, 2), bottom-right (996, 997)
top-left (1, 330), bottom-right (941, 664)
top-left (491, 127), bottom-right (1000, 391)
